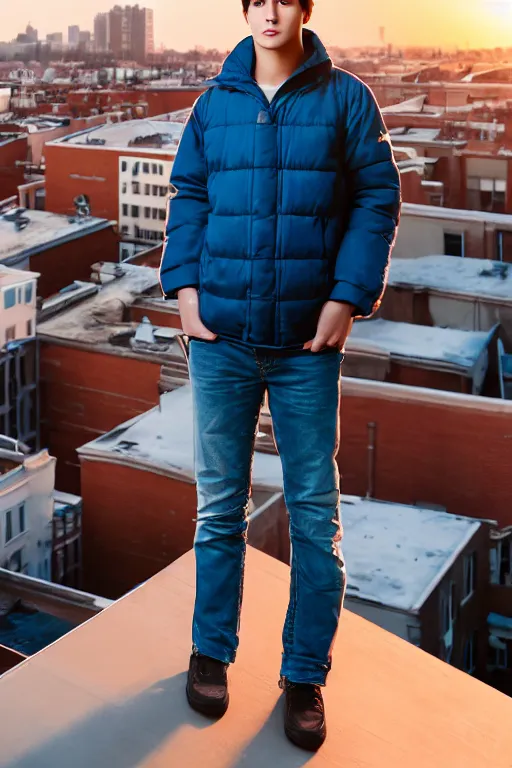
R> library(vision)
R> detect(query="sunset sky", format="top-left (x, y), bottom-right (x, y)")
top-left (4, 0), bottom-right (512, 51)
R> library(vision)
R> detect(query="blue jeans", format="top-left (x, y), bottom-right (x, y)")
top-left (188, 337), bottom-right (346, 686)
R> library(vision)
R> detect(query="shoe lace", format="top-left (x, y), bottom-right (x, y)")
top-left (283, 681), bottom-right (323, 714)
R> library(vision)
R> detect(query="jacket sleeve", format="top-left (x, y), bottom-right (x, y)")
top-left (159, 95), bottom-right (210, 299)
top-left (330, 76), bottom-right (401, 318)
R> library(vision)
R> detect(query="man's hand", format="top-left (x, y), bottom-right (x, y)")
top-left (303, 301), bottom-right (355, 353)
top-left (177, 287), bottom-right (217, 340)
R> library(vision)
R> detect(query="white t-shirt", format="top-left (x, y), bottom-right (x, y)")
top-left (259, 83), bottom-right (284, 103)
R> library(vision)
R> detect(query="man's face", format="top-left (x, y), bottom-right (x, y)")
top-left (246, 0), bottom-right (305, 51)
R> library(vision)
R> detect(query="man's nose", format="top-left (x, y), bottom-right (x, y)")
top-left (266, 1), bottom-right (278, 21)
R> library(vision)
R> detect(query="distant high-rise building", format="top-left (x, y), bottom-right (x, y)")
top-left (68, 25), bottom-right (80, 48)
top-left (78, 30), bottom-right (91, 46)
top-left (108, 5), bottom-right (154, 62)
top-left (26, 23), bottom-right (38, 43)
top-left (46, 32), bottom-right (63, 45)
top-left (94, 13), bottom-right (110, 52)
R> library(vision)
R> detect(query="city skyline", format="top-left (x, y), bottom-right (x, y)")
top-left (4, 0), bottom-right (512, 52)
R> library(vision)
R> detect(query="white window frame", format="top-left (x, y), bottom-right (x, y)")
top-left (440, 581), bottom-right (456, 663)
top-left (462, 552), bottom-right (476, 606)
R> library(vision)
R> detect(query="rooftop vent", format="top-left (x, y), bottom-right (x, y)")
top-left (1, 208), bottom-right (30, 232)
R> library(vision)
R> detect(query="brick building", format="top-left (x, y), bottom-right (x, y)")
top-left (0, 134), bottom-right (27, 202)
top-left (65, 87), bottom-right (202, 120)
top-left (37, 263), bottom-right (189, 493)
top-left (393, 203), bottom-right (512, 263)
top-left (77, 384), bottom-right (288, 598)
top-left (344, 318), bottom-right (497, 396)
top-left (44, 112), bottom-right (192, 247)
top-left (383, 255), bottom-right (512, 352)
top-left (0, 208), bottom-right (119, 299)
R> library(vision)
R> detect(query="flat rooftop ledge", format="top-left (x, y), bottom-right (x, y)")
top-left (1, 547), bottom-right (511, 767)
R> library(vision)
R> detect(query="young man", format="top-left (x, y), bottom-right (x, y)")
top-left (159, 0), bottom-right (401, 751)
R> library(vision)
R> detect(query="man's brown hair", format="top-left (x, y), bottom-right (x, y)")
top-left (242, 0), bottom-right (314, 23)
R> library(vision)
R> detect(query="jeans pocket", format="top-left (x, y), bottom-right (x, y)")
top-left (188, 336), bottom-right (220, 345)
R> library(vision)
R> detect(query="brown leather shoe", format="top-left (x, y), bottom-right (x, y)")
top-left (186, 652), bottom-right (229, 717)
top-left (280, 678), bottom-right (327, 751)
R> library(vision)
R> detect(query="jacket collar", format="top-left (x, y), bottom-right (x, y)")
top-left (206, 28), bottom-right (332, 92)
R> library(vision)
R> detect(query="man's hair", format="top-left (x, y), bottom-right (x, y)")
top-left (242, 0), bottom-right (314, 23)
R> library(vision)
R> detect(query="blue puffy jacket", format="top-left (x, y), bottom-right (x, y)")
top-left (159, 29), bottom-right (401, 351)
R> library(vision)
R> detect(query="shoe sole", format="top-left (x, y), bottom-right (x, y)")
top-left (284, 722), bottom-right (327, 752)
top-left (186, 681), bottom-right (229, 718)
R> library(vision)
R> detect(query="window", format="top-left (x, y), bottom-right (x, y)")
top-left (489, 642), bottom-right (508, 670)
top-left (121, 160), bottom-right (127, 172)
top-left (121, 182), bottom-right (127, 194)
top-left (131, 205), bottom-right (140, 218)
top-left (19, 505), bottom-right (25, 533)
top-left (132, 181), bottom-right (140, 194)
top-left (152, 163), bottom-right (158, 174)
top-left (143, 162), bottom-right (150, 174)
top-left (144, 207), bottom-right (151, 218)
top-left (158, 208), bottom-right (166, 221)
top-left (26, 319), bottom-right (33, 337)
top-left (444, 232), bottom-right (464, 258)
top-left (121, 225), bottom-right (129, 235)
top-left (5, 510), bottom-right (12, 543)
top-left (463, 631), bottom-right (477, 675)
top-left (462, 552), bottom-right (477, 603)
top-left (144, 184), bottom-right (150, 195)
top-left (122, 204), bottom-right (129, 216)
top-left (152, 208), bottom-right (158, 220)
top-left (4, 288), bottom-right (16, 309)
top-left (24, 283), bottom-right (33, 304)
top-left (440, 581), bottom-right (456, 663)
top-left (159, 164), bottom-right (163, 175)
top-left (159, 186), bottom-right (166, 197)
top-left (467, 177), bottom-right (506, 213)
top-left (5, 326), bottom-right (16, 343)
top-left (152, 185), bottom-right (158, 196)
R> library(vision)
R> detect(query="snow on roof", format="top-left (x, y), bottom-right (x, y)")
top-left (78, 383), bottom-right (285, 490)
top-left (78, 384), bottom-right (481, 612)
top-left (389, 127), bottom-right (441, 142)
top-left (60, 111), bottom-right (191, 150)
top-left (0, 209), bottom-right (113, 265)
top-left (37, 263), bottom-right (161, 345)
top-left (382, 95), bottom-right (427, 114)
top-left (347, 319), bottom-right (490, 370)
top-left (342, 495), bottom-right (480, 612)
top-left (401, 202), bottom-right (512, 228)
top-left (0, 264), bottom-right (40, 287)
top-left (389, 255), bottom-right (512, 303)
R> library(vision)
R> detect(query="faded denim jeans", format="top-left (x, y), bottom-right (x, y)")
top-left (188, 337), bottom-right (347, 686)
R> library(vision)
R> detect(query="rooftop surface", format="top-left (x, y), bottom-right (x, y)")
top-left (54, 110), bottom-right (191, 152)
top-left (79, 384), bottom-right (481, 612)
top-left (38, 264), bottom-right (162, 346)
top-left (0, 264), bottom-right (40, 287)
top-left (401, 201), bottom-right (512, 226)
top-left (0, 209), bottom-right (114, 266)
top-left (347, 318), bottom-right (491, 370)
top-left (389, 255), bottom-right (512, 302)
top-left (0, 547), bottom-right (510, 767)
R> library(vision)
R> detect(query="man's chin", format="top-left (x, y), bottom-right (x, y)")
top-left (255, 33), bottom-right (288, 50)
